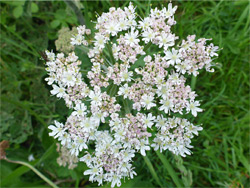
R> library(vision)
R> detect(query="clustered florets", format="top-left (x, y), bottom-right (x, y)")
top-left (45, 2), bottom-right (219, 187)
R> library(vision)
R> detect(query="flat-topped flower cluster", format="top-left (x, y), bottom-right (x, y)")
top-left (45, 2), bottom-right (219, 187)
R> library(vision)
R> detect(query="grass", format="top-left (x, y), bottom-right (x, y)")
top-left (0, 0), bottom-right (249, 187)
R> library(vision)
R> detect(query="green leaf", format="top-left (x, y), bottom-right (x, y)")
top-left (50, 20), bottom-right (60, 29)
top-left (55, 9), bottom-right (66, 20)
top-left (31, 2), bottom-right (39, 13)
top-left (3, 1), bottom-right (25, 6)
top-left (13, 6), bottom-right (23, 18)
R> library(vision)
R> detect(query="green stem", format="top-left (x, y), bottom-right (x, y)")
top-left (106, 42), bottom-right (116, 65)
top-left (123, 99), bottom-right (130, 114)
top-left (64, 0), bottom-right (85, 25)
top-left (137, 42), bottom-right (152, 60)
top-left (156, 151), bottom-right (183, 187)
top-left (4, 158), bottom-right (59, 188)
top-left (191, 75), bottom-right (197, 90)
top-left (143, 156), bottom-right (163, 187)
top-left (144, 41), bottom-right (152, 52)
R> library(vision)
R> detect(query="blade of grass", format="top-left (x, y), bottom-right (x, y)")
top-left (2, 24), bottom-right (39, 57)
top-left (1, 96), bottom-right (47, 127)
top-left (143, 155), bottom-right (163, 187)
top-left (156, 151), bottom-right (183, 187)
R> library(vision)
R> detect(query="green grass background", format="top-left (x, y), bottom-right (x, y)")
top-left (0, 0), bottom-right (249, 187)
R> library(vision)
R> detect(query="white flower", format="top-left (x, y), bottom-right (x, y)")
top-left (118, 83), bottom-right (130, 98)
top-left (123, 149), bottom-right (135, 162)
top-left (110, 174), bottom-right (122, 188)
top-left (62, 72), bottom-right (76, 87)
top-left (187, 101), bottom-right (203, 117)
top-left (94, 111), bottom-right (107, 123)
top-left (141, 94), bottom-right (156, 110)
top-left (81, 117), bottom-right (99, 132)
top-left (164, 48), bottom-right (181, 65)
top-left (114, 129), bottom-right (125, 142)
top-left (139, 140), bottom-right (150, 156)
top-left (75, 137), bottom-right (88, 151)
top-left (71, 34), bottom-right (84, 46)
top-left (112, 44), bottom-right (120, 57)
top-left (92, 63), bottom-right (101, 73)
top-left (120, 71), bottom-right (133, 82)
top-left (157, 32), bottom-right (175, 50)
top-left (186, 124), bottom-right (203, 136)
top-left (94, 33), bottom-right (106, 49)
top-left (124, 27), bottom-right (140, 47)
top-left (155, 115), bottom-right (167, 130)
top-left (151, 137), bottom-right (162, 151)
top-left (43, 2), bottom-right (219, 187)
top-left (77, 25), bottom-right (86, 35)
top-left (28, 154), bottom-right (35, 162)
top-left (58, 132), bottom-right (71, 145)
top-left (156, 83), bottom-right (169, 98)
top-left (118, 19), bottom-right (129, 30)
top-left (45, 74), bottom-right (56, 85)
top-left (84, 166), bottom-right (102, 179)
top-left (138, 17), bottom-right (151, 30)
top-left (72, 103), bottom-right (87, 117)
top-left (69, 143), bottom-right (79, 156)
top-left (105, 21), bottom-right (119, 36)
top-left (162, 3), bottom-right (177, 18)
top-left (169, 72), bottom-right (181, 85)
top-left (175, 144), bottom-right (192, 157)
top-left (50, 84), bottom-right (65, 98)
top-left (89, 89), bottom-right (102, 106)
top-left (80, 153), bottom-right (92, 166)
top-left (142, 113), bottom-right (155, 128)
top-left (45, 50), bottom-right (55, 61)
top-left (142, 28), bottom-right (155, 43)
top-left (175, 60), bottom-right (191, 74)
top-left (48, 121), bottom-right (65, 138)
top-left (159, 98), bottom-right (173, 114)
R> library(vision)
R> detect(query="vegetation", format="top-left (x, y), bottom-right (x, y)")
top-left (0, 0), bottom-right (249, 187)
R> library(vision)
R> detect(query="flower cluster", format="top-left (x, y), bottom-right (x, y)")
top-left (45, 2), bottom-right (219, 187)
top-left (56, 143), bottom-right (78, 169)
top-left (55, 27), bottom-right (78, 54)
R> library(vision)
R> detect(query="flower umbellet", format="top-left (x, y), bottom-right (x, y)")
top-left (45, 2), bottom-right (219, 187)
